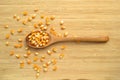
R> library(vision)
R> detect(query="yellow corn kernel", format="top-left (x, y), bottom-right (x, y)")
top-left (16, 54), bottom-right (20, 59)
top-left (23, 54), bottom-right (28, 58)
top-left (26, 50), bottom-right (31, 55)
top-left (50, 15), bottom-right (55, 20)
top-left (4, 25), bottom-right (8, 29)
top-left (34, 8), bottom-right (39, 12)
top-left (47, 50), bottom-right (52, 55)
top-left (19, 43), bottom-right (23, 48)
top-left (51, 58), bottom-right (57, 65)
top-left (22, 20), bottom-right (27, 25)
top-left (59, 53), bottom-right (64, 59)
top-left (34, 52), bottom-right (39, 56)
top-left (33, 57), bottom-right (38, 62)
top-left (60, 20), bottom-right (64, 25)
top-left (20, 61), bottom-right (24, 68)
top-left (42, 63), bottom-right (48, 68)
top-left (40, 15), bottom-right (44, 19)
top-left (18, 38), bottom-right (22, 42)
top-left (52, 47), bottom-right (57, 53)
top-left (53, 66), bottom-right (57, 71)
top-left (5, 41), bottom-right (9, 46)
top-left (10, 30), bottom-right (14, 35)
top-left (40, 58), bottom-right (44, 62)
top-left (36, 73), bottom-right (40, 78)
top-left (13, 14), bottom-right (17, 19)
top-left (26, 59), bottom-right (31, 64)
top-left (14, 44), bottom-right (19, 48)
top-left (16, 16), bottom-right (20, 21)
top-left (5, 34), bottom-right (10, 39)
top-left (23, 11), bottom-right (28, 16)
top-left (32, 14), bottom-right (36, 19)
top-left (43, 68), bottom-right (48, 72)
top-left (34, 23), bottom-right (38, 28)
top-left (10, 51), bottom-right (14, 56)
top-left (27, 17), bottom-right (32, 22)
top-left (61, 45), bottom-right (66, 50)
top-left (64, 32), bottom-right (68, 37)
top-left (61, 26), bottom-right (66, 30)
top-left (17, 28), bottom-right (23, 33)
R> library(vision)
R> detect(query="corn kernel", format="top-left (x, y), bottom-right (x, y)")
top-left (13, 14), bottom-right (17, 19)
top-left (34, 8), bottom-right (39, 12)
top-left (50, 15), bottom-right (55, 20)
top-left (17, 28), bottom-right (23, 33)
top-left (51, 58), bottom-right (57, 65)
top-left (40, 15), bottom-right (44, 19)
top-left (23, 54), bottom-right (28, 58)
top-left (5, 41), bottom-right (9, 46)
top-left (53, 66), bottom-right (57, 71)
top-left (26, 50), bottom-right (31, 55)
top-left (47, 50), bottom-right (52, 55)
top-left (18, 38), bottom-right (22, 42)
top-left (16, 16), bottom-right (20, 21)
top-left (10, 30), bottom-right (14, 35)
top-left (61, 26), bottom-right (66, 30)
top-left (59, 53), bottom-right (64, 59)
top-left (16, 54), bottom-right (20, 59)
top-left (23, 11), bottom-right (28, 16)
top-left (26, 59), bottom-right (31, 64)
top-left (5, 34), bottom-right (10, 39)
top-left (10, 51), bottom-right (14, 56)
top-left (64, 32), bottom-right (68, 37)
top-left (33, 56), bottom-right (38, 62)
top-left (60, 20), bottom-right (64, 25)
top-left (4, 25), bottom-right (8, 29)
top-left (52, 48), bottom-right (57, 53)
top-left (32, 14), bottom-right (36, 19)
top-left (61, 45), bottom-right (66, 50)
top-left (43, 68), bottom-right (48, 72)
top-left (27, 17), bottom-right (32, 22)
top-left (34, 52), bottom-right (39, 56)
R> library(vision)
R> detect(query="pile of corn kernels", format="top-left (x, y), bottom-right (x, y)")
top-left (4, 8), bottom-right (68, 78)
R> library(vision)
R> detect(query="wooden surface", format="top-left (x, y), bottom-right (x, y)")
top-left (0, 0), bottom-right (120, 80)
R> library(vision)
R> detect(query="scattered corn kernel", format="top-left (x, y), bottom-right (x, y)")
top-left (26, 59), bottom-right (31, 64)
top-left (10, 30), bottom-right (14, 35)
top-left (5, 41), bottom-right (9, 46)
top-left (52, 48), bottom-right (57, 53)
top-left (32, 14), bottom-right (36, 19)
top-left (23, 11), bottom-right (28, 16)
top-left (23, 54), bottom-right (28, 58)
top-left (41, 55), bottom-right (46, 59)
top-left (22, 20), bottom-right (27, 25)
top-left (64, 32), bottom-right (68, 37)
top-left (47, 50), bottom-right (52, 55)
top-left (34, 8), bottom-right (39, 12)
top-left (26, 50), bottom-right (31, 55)
top-left (36, 73), bottom-right (40, 78)
top-left (40, 15), bottom-right (44, 19)
top-left (43, 68), bottom-right (48, 72)
top-left (50, 15), bottom-right (55, 20)
top-left (10, 51), bottom-right (14, 56)
top-left (52, 66), bottom-right (57, 71)
top-left (27, 17), bottom-right (32, 22)
top-left (60, 20), bottom-right (64, 25)
top-left (17, 28), bottom-right (23, 33)
top-left (20, 61), bottom-right (24, 68)
top-left (16, 54), bottom-right (20, 59)
top-left (34, 52), bottom-right (39, 56)
top-left (25, 47), bottom-right (29, 50)
top-left (18, 38), bottom-right (22, 42)
top-left (40, 58), bottom-right (44, 62)
top-left (33, 23), bottom-right (38, 28)
top-left (33, 56), bottom-right (38, 62)
top-left (16, 16), bottom-right (20, 21)
top-left (61, 26), bottom-right (66, 30)
top-left (13, 14), bottom-right (17, 19)
top-left (19, 43), bottom-right (23, 48)
top-left (5, 34), bottom-right (10, 39)
top-left (42, 63), bottom-right (48, 68)
top-left (14, 44), bottom-right (19, 48)
top-left (4, 25), bottom-right (8, 29)
top-left (59, 53), bottom-right (64, 59)
top-left (51, 58), bottom-right (57, 65)
top-left (61, 45), bottom-right (66, 50)
top-left (38, 21), bottom-right (43, 26)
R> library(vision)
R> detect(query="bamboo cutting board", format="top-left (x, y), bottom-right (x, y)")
top-left (0, 0), bottom-right (120, 80)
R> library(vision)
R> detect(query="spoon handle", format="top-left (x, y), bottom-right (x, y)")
top-left (57, 36), bottom-right (109, 42)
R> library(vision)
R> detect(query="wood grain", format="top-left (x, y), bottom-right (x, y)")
top-left (0, 0), bottom-right (120, 80)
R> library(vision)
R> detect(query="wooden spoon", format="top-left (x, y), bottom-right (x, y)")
top-left (26, 31), bottom-right (109, 49)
